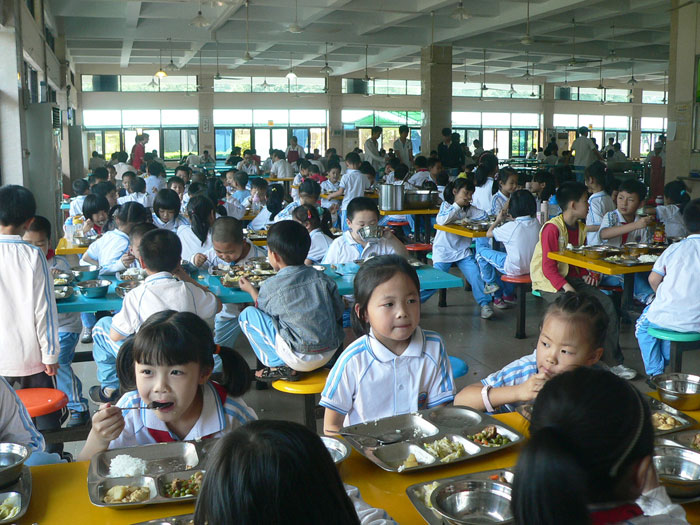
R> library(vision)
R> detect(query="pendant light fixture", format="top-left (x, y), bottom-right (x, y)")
top-left (508, 84), bottom-right (516, 95)
top-left (154, 47), bottom-right (167, 78)
top-left (261, 66), bottom-right (269, 90)
top-left (190, 2), bottom-right (211, 28)
top-left (521, 52), bottom-right (532, 80)
top-left (243, 1), bottom-right (252, 62)
top-left (285, 53), bottom-right (297, 80)
top-left (662, 70), bottom-right (667, 104)
top-left (607, 24), bottom-right (618, 62)
top-left (320, 42), bottom-right (333, 75)
top-left (627, 59), bottom-right (638, 86)
top-left (214, 39), bottom-right (222, 81)
top-left (597, 60), bottom-right (605, 91)
top-left (481, 49), bottom-right (488, 92)
top-left (166, 37), bottom-right (179, 71)
top-left (288, 0), bottom-right (303, 33)
top-left (463, 58), bottom-right (469, 84)
top-left (451, 1), bottom-right (470, 21)
top-left (148, 77), bottom-right (158, 88)
top-left (362, 45), bottom-right (371, 83)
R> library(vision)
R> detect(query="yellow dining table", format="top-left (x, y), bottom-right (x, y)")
top-left (380, 208), bottom-right (439, 244)
top-left (56, 237), bottom-right (88, 255)
top-left (433, 223), bottom-right (487, 238)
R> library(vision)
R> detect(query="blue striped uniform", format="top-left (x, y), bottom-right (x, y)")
top-left (480, 350), bottom-right (538, 413)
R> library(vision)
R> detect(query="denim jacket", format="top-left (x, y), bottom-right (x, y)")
top-left (257, 265), bottom-right (345, 354)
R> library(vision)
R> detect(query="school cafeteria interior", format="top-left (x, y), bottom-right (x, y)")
top-left (3, 0), bottom-right (700, 524)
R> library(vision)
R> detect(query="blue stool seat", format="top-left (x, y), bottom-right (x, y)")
top-left (532, 290), bottom-right (541, 298)
top-left (647, 327), bottom-right (700, 373)
top-left (449, 356), bottom-right (469, 379)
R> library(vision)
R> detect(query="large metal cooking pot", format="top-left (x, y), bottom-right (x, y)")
top-left (404, 190), bottom-right (440, 210)
top-left (379, 184), bottom-right (405, 211)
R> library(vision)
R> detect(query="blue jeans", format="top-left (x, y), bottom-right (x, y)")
top-left (57, 332), bottom-right (88, 412)
top-left (475, 239), bottom-right (514, 299)
top-left (600, 272), bottom-right (654, 304)
top-left (91, 317), bottom-right (123, 391)
top-left (238, 307), bottom-right (286, 367)
top-left (213, 314), bottom-right (241, 373)
top-left (423, 257), bottom-right (491, 306)
top-left (81, 312), bottom-right (96, 330)
top-left (635, 305), bottom-right (671, 376)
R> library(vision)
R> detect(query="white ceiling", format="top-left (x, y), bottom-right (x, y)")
top-left (49, 0), bottom-right (671, 84)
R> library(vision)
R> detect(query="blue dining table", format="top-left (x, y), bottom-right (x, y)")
top-left (56, 265), bottom-right (463, 313)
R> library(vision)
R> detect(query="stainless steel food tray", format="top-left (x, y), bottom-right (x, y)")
top-left (659, 429), bottom-right (700, 450)
top-left (649, 398), bottom-right (698, 436)
top-left (0, 466), bottom-right (31, 524)
top-left (339, 407), bottom-right (524, 474)
top-left (602, 256), bottom-right (649, 266)
top-left (406, 468), bottom-right (514, 525)
top-left (88, 441), bottom-right (214, 509)
top-left (116, 270), bottom-right (147, 282)
top-left (130, 514), bottom-right (194, 525)
top-left (514, 404), bottom-right (533, 422)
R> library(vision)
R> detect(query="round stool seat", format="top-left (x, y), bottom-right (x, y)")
top-left (647, 327), bottom-right (700, 343)
top-left (405, 243), bottom-right (433, 252)
top-left (500, 274), bottom-right (531, 284)
top-left (387, 220), bottom-right (410, 227)
top-left (427, 253), bottom-right (433, 260)
top-left (449, 356), bottom-right (469, 379)
top-left (599, 285), bottom-right (623, 293)
top-left (272, 368), bottom-right (330, 395)
top-left (15, 388), bottom-right (68, 418)
top-left (531, 290), bottom-right (542, 298)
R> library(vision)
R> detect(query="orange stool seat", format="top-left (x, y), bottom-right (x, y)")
top-left (499, 274), bottom-right (532, 339)
top-left (16, 388), bottom-right (68, 418)
top-left (387, 220), bottom-right (410, 227)
top-left (272, 369), bottom-right (330, 430)
top-left (405, 243), bottom-right (433, 252)
top-left (500, 274), bottom-right (532, 285)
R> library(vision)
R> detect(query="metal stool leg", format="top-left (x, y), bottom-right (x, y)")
top-left (438, 289), bottom-right (447, 308)
top-left (515, 283), bottom-right (526, 339)
top-left (304, 393), bottom-right (317, 431)
top-left (671, 342), bottom-right (681, 373)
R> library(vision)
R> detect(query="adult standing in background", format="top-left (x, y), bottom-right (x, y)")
top-left (393, 125), bottom-right (413, 166)
top-left (285, 136), bottom-right (305, 165)
top-left (130, 133), bottom-right (149, 172)
top-left (438, 128), bottom-right (464, 177)
top-left (472, 138), bottom-right (485, 160)
top-left (363, 126), bottom-right (384, 171)
top-left (226, 147), bottom-right (243, 166)
top-left (548, 135), bottom-right (559, 155)
top-left (571, 127), bottom-right (602, 180)
top-left (88, 151), bottom-right (107, 171)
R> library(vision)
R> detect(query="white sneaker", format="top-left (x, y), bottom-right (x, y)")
top-left (610, 364), bottom-right (638, 380)
top-left (480, 304), bottom-right (494, 319)
top-left (483, 283), bottom-right (500, 295)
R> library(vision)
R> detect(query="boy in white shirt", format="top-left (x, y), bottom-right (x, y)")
top-left (236, 149), bottom-right (259, 175)
top-left (321, 163), bottom-right (342, 226)
top-left (327, 152), bottom-right (370, 231)
top-left (408, 158), bottom-right (441, 188)
top-left (70, 179), bottom-right (90, 217)
top-left (270, 149), bottom-right (294, 179)
top-left (636, 200), bottom-right (700, 383)
top-left (90, 229), bottom-right (221, 403)
top-left (0, 186), bottom-right (63, 448)
top-left (113, 151), bottom-right (136, 180)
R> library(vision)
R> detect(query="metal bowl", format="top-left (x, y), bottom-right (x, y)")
top-left (623, 242), bottom-right (650, 256)
top-left (52, 272), bottom-right (74, 286)
top-left (357, 225), bottom-right (383, 242)
top-left (582, 246), bottom-right (611, 259)
top-left (71, 265), bottom-right (100, 282)
top-left (321, 436), bottom-right (350, 465)
top-left (0, 443), bottom-right (30, 488)
top-left (115, 281), bottom-right (141, 298)
top-left (653, 374), bottom-right (700, 411)
top-left (72, 234), bottom-right (98, 247)
top-left (76, 279), bottom-right (111, 298)
top-left (405, 190), bottom-right (440, 210)
top-left (54, 286), bottom-right (74, 301)
top-left (654, 446), bottom-right (700, 498)
top-left (668, 236), bottom-right (686, 244)
top-left (430, 479), bottom-right (513, 524)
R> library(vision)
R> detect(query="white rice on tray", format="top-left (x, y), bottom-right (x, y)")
top-left (108, 454), bottom-right (147, 478)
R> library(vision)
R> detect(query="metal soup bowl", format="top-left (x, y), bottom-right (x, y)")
top-left (654, 446), bottom-right (700, 498)
top-left (653, 374), bottom-right (700, 411)
top-left (357, 225), bottom-right (382, 242)
top-left (71, 265), bottom-right (100, 282)
top-left (320, 436), bottom-right (350, 465)
top-left (0, 443), bottom-right (30, 488)
top-left (115, 281), bottom-right (141, 298)
top-left (430, 479), bottom-right (513, 524)
top-left (76, 279), bottom-right (111, 298)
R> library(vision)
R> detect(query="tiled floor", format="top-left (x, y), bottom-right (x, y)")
top-left (64, 270), bottom-right (698, 456)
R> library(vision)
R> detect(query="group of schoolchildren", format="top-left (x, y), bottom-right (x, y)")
top-left (0, 137), bottom-right (698, 523)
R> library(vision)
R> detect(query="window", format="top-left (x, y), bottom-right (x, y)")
top-left (641, 117), bottom-right (666, 131)
top-left (511, 130), bottom-right (540, 158)
top-left (482, 113), bottom-right (511, 127)
top-left (215, 78), bottom-right (252, 93)
top-left (578, 115), bottom-right (604, 129)
top-left (578, 88), bottom-right (602, 102)
top-left (253, 77), bottom-right (289, 93)
top-left (452, 82), bottom-right (483, 97)
top-left (213, 109), bottom-right (253, 126)
top-left (290, 78), bottom-right (326, 93)
top-left (512, 84), bottom-right (539, 99)
top-left (121, 76), bottom-right (159, 92)
top-left (452, 112), bottom-right (481, 127)
top-left (216, 129), bottom-right (233, 159)
top-left (83, 75), bottom-right (197, 92)
top-left (161, 110), bottom-right (199, 127)
top-left (604, 115), bottom-right (629, 130)
top-left (604, 89), bottom-right (630, 103)
top-left (511, 113), bottom-right (539, 128)
top-left (406, 80), bottom-right (421, 95)
top-left (163, 129), bottom-right (198, 161)
top-left (341, 110), bottom-right (374, 126)
top-left (122, 110), bottom-right (161, 127)
top-left (643, 90), bottom-right (667, 104)
top-left (83, 110), bottom-right (122, 128)
top-left (158, 76), bottom-right (198, 92)
top-left (553, 114), bottom-right (577, 128)
top-left (253, 109), bottom-right (289, 127)
top-left (289, 109), bottom-right (327, 126)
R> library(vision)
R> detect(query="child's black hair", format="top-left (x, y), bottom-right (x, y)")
top-left (147, 161), bottom-right (164, 176)
top-left (346, 197), bottom-right (379, 222)
top-left (427, 157), bottom-right (442, 170)
top-left (91, 181), bottom-right (117, 200)
top-left (107, 201), bottom-right (150, 233)
top-left (618, 178), bottom-right (647, 202)
top-left (359, 161), bottom-right (376, 178)
top-left (533, 169), bottom-right (556, 201)
top-left (117, 310), bottom-right (251, 398)
top-left (473, 164), bottom-right (492, 188)
top-left (544, 292), bottom-right (609, 350)
top-left (556, 181), bottom-right (588, 212)
top-left (414, 155), bottom-right (428, 169)
top-left (188, 181), bottom-right (204, 197)
top-left (206, 178), bottom-right (229, 217)
top-left (27, 215), bottom-right (52, 240)
top-left (552, 165), bottom-right (574, 187)
top-left (138, 229), bottom-right (182, 272)
top-left (308, 164), bottom-right (321, 175)
top-left (436, 171), bottom-right (450, 187)
top-left (508, 189), bottom-right (537, 219)
top-left (299, 179), bottom-right (321, 199)
top-left (128, 222), bottom-right (157, 247)
top-left (292, 204), bottom-right (333, 238)
top-left (585, 161), bottom-right (615, 195)
top-left (387, 157), bottom-right (401, 171)
top-left (479, 152), bottom-right (499, 176)
top-left (344, 151), bottom-right (361, 166)
top-left (82, 194), bottom-right (110, 221)
top-left (250, 177), bottom-right (268, 191)
top-left (512, 367), bottom-right (653, 525)
top-left (443, 178), bottom-right (475, 205)
top-left (664, 180), bottom-right (691, 212)
top-left (117, 151), bottom-right (129, 163)
top-left (327, 162), bottom-right (341, 174)
top-left (211, 216), bottom-right (245, 245)
top-left (174, 165), bottom-right (192, 177)
top-left (72, 179), bottom-right (89, 196)
top-left (266, 184), bottom-right (285, 221)
top-left (153, 189), bottom-right (182, 220)
top-left (187, 195), bottom-right (215, 245)
top-left (497, 167), bottom-right (518, 188)
top-left (193, 420), bottom-right (360, 525)
top-left (92, 167), bottom-right (109, 181)
top-left (168, 176), bottom-right (185, 189)
top-left (351, 255), bottom-right (420, 336)
top-left (234, 171), bottom-right (249, 189)
top-left (683, 198), bottom-right (700, 233)
top-left (131, 176), bottom-right (146, 194)
top-left (267, 221), bottom-right (310, 266)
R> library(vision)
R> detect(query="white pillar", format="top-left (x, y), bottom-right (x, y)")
top-left (420, 44), bottom-right (452, 155)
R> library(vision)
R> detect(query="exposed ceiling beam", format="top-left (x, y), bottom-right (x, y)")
top-left (120, 1), bottom-right (142, 68)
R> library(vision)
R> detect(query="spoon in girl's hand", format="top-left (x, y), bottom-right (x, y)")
top-left (101, 401), bottom-right (174, 411)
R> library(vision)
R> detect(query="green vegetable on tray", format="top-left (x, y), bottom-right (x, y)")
top-left (465, 425), bottom-right (512, 447)
top-left (164, 471), bottom-right (203, 498)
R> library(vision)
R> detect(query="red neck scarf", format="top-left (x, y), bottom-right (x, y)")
top-left (590, 503), bottom-right (644, 524)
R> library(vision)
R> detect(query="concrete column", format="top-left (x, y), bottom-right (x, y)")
top-left (198, 74), bottom-right (215, 155)
top-left (630, 86), bottom-right (644, 160)
top-left (420, 44), bottom-right (452, 155)
top-left (327, 76), bottom-right (342, 153)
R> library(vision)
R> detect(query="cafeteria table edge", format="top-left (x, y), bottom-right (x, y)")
top-left (433, 223), bottom-right (488, 238)
top-left (56, 237), bottom-right (89, 256)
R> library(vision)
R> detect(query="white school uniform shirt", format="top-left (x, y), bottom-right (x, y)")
top-left (656, 204), bottom-right (689, 238)
top-left (320, 327), bottom-right (455, 426)
top-left (481, 350), bottom-right (538, 413)
top-left (308, 228), bottom-right (333, 263)
top-left (322, 231), bottom-right (397, 264)
top-left (407, 170), bottom-right (431, 189)
top-left (111, 271), bottom-right (219, 336)
top-left (152, 213), bottom-right (189, 232)
top-left (586, 191), bottom-right (615, 245)
top-left (393, 137), bottom-right (412, 165)
top-left (472, 178), bottom-right (494, 214)
top-left (0, 235), bottom-right (59, 376)
top-left (0, 376), bottom-right (46, 453)
top-left (249, 207), bottom-right (273, 231)
top-left (274, 201), bottom-right (300, 223)
top-left (236, 160), bottom-right (259, 175)
top-left (490, 190), bottom-right (508, 216)
top-left (599, 209), bottom-right (651, 247)
top-left (223, 198), bottom-right (245, 220)
top-left (49, 255), bottom-right (82, 333)
top-left (339, 169), bottom-right (370, 211)
top-left (82, 229), bottom-right (131, 275)
top-left (363, 138), bottom-right (383, 171)
top-left (432, 202), bottom-right (488, 264)
top-left (321, 179), bottom-right (340, 209)
top-left (270, 159), bottom-right (294, 179)
top-left (118, 192), bottom-right (153, 209)
top-left (261, 157), bottom-right (273, 173)
top-left (69, 195), bottom-right (87, 217)
top-left (114, 162), bottom-right (135, 180)
top-left (291, 173), bottom-right (304, 201)
top-left (571, 136), bottom-right (597, 168)
top-left (492, 216), bottom-right (541, 276)
top-left (177, 225), bottom-right (213, 262)
top-left (145, 175), bottom-right (166, 196)
top-left (645, 235), bottom-right (700, 333)
top-left (110, 382), bottom-right (257, 449)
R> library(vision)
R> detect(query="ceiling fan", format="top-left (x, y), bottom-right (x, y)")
top-left (212, 40), bottom-right (244, 81)
top-left (568, 18), bottom-right (601, 66)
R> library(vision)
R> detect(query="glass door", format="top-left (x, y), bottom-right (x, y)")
top-left (495, 130), bottom-right (510, 159)
top-left (215, 129), bottom-right (233, 160)
top-left (272, 128), bottom-right (288, 151)
top-left (254, 129), bottom-right (271, 158)
top-left (482, 129), bottom-right (495, 152)
top-left (410, 129), bottom-right (421, 156)
top-left (104, 130), bottom-right (122, 159)
top-left (234, 128), bottom-right (252, 151)
top-left (291, 128), bottom-right (309, 153)
top-left (309, 128), bottom-right (326, 155)
top-left (86, 131), bottom-right (104, 157)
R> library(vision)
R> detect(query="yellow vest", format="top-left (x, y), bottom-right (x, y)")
top-left (530, 215), bottom-right (586, 293)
